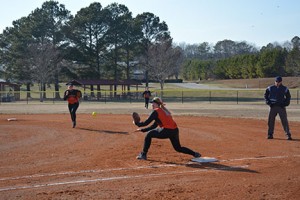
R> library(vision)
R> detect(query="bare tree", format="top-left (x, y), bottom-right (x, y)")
top-left (148, 40), bottom-right (183, 90)
top-left (28, 42), bottom-right (59, 102)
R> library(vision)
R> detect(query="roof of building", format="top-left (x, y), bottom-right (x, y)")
top-left (76, 79), bottom-right (142, 86)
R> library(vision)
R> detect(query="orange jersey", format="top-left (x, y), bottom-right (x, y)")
top-left (64, 89), bottom-right (82, 104)
top-left (154, 108), bottom-right (177, 129)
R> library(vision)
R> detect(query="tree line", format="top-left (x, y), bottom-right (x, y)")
top-left (180, 38), bottom-right (300, 81)
top-left (0, 1), bottom-right (180, 97)
top-left (0, 0), bottom-right (299, 97)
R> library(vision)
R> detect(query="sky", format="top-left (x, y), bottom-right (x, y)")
top-left (0, 0), bottom-right (299, 47)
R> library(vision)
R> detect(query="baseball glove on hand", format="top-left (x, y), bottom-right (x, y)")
top-left (132, 112), bottom-right (140, 125)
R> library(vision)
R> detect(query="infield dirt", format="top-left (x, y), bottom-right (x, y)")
top-left (0, 103), bottom-right (299, 199)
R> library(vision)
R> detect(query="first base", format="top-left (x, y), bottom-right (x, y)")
top-left (7, 118), bottom-right (17, 121)
top-left (191, 157), bottom-right (218, 163)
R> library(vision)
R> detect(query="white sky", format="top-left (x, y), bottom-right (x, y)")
top-left (0, 0), bottom-right (299, 47)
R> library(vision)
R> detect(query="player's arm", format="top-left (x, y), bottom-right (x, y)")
top-left (264, 87), bottom-right (271, 105)
top-left (77, 90), bottom-right (82, 98)
top-left (283, 88), bottom-right (291, 107)
top-left (136, 111), bottom-right (158, 127)
top-left (140, 122), bottom-right (158, 132)
top-left (63, 90), bottom-right (69, 100)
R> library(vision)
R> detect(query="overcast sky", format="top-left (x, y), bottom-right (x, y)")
top-left (0, 0), bottom-right (299, 47)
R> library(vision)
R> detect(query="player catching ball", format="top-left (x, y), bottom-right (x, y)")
top-left (63, 83), bottom-right (82, 128)
top-left (133, 97), bottom-right (201, 160)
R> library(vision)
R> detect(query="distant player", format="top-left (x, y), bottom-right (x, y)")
top-left (142, 87), bottom-right (151, 109)
top-left (133, 97), bottom-right (201, 160)
top-left (264, 76), bottom-right (292, 140)
top-left (63, 83), bottom-right (82, 128)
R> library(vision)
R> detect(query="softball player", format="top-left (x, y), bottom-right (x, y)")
top-left (134, 97), bottom-right (201, 160)
top-left (63, 84), bottom-right (82, 128)
top-left (142, 87), bottom-right (151, 109)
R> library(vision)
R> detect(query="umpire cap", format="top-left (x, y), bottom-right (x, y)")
top-left (275, 76), bottom-right (282, 82)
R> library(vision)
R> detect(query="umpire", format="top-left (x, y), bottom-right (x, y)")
top-left (264, 76), bottom-right (292, 140)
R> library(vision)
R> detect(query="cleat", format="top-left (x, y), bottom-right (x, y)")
top-left (267, 135), bottom-right (273, 139)
top-left (136, 152), bottom-right (147, 160)
top-left (287, 136), bottom-right (292, 140)
top-left (194, 152), bottom-right (201, 158)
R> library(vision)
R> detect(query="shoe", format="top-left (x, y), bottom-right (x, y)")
top-left (194, 152), bottom-right (201, 158)
top-left (267, 135), bottom-right (273, 139)
top-left (287, 136), bottom-right (292, 140)
top-left (72, 121), bottom-right (76, 128)
top-left (136, 152), bottom-right (147, 160)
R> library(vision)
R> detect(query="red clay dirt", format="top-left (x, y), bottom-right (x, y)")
top-left (0, 113), bottom-right (299, 200)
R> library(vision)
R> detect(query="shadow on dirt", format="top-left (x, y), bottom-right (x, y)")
top-left (271, 138), bottom-right (299, 141)
top-left (148, 159), bottom-right (258, 174)
top-left (185, 162), bottom-right (258, 173)
top-left (79, 127), bottom-right (128, 134)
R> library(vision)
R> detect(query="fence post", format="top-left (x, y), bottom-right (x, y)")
top-left (297, 90), bottom-right (300, 105)
top-left (237, 91), bottom-right (239, 104)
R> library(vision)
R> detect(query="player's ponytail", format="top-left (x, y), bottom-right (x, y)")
top-left (161, 104), bottom-right (171, 115)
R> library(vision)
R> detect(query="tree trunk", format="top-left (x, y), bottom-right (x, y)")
top-left (39, 82), bottom-right (43, 102)
top-left (26, 83), bottom-right (31, 98)
top-left (55, 71), bottom-right (60, 99)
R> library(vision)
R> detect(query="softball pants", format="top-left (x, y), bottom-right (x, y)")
top-left (143, 128), bottom-right (196, 156)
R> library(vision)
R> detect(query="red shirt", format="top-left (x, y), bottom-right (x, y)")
top-left (154, 108), bottom-right (177, 129)
top-left (64, 89), bottom-right (82, 104)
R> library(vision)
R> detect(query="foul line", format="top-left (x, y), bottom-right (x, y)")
top-left (0, 154), bottom-right (299, 192)
top-left (219, 154), bottom-right (300, 162)
top-left (0, 164), bottom-right (178, 181)
top-left (0, 165), bottom-right (248, 192)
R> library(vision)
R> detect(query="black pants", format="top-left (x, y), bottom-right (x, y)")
top-left (144, 98), bottom-right (149, 108)
top-left (268, 105), bottom-right (291, 137)
top-left (143, 128), bottom-right (196, 156)
top-left (68, 103), bottom-right (79, 122)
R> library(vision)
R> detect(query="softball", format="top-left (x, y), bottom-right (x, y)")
top-left (92, 112), bottom-right (97, 116)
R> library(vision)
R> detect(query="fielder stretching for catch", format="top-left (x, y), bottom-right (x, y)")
top-left (64, 83), bottom-right (82, 128)
top-left (133, 97), bottom-right (201, 160)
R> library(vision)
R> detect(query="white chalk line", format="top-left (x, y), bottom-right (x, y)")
top-left (0, 164), bottom-right (177, 181)
top-left (4, 155), bottom-right (296, 182)
top-left (0, 154), bottom-right (299, 192)
top-left (219, 154), bottom-right (300, 162)
top-left (0, 165), bottom-right (249, 192)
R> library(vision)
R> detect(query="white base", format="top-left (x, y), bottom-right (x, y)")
top-left (7, 118), bottom-right (17, 121)
top-left (191, 157), bottom-right (218, 163)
